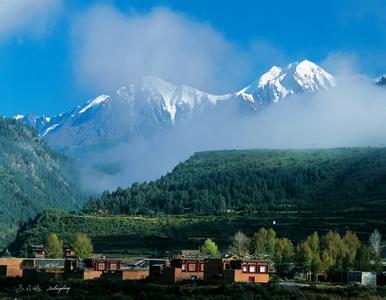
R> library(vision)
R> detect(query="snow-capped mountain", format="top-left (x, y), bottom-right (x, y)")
top-left (237, 60), bottom-right (335, 109)
top-left (15, 60), bottom-right (335, 149)
top-left (22, 76), bottom-right (231, 148)
top-left (16, 113), bottom-right (51, 132)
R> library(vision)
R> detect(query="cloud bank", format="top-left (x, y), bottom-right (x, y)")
top-left (0, 0), bottom-right (62, 39)
top-left (79, 74), bottom-right (386, 193)
top-left (71, 5), bottom-right (287, 94)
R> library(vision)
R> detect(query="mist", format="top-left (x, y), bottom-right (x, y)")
top-left (79, 75), bottom-right (386, 193)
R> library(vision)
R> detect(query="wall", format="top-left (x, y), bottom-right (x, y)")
top-left (102, 269), bottom-right (149, 280)
top-left (0, 258), bottom-right (23, 278)
top-left (233, 271), bottom-right (269, 283)
top-left (83, 270), bottom-right (103, 280)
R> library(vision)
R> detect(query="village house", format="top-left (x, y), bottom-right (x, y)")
top-left (0, 258), bottom-right (24, 277)
top-left (149, 257), bottom-right (205, 283)
top-left (102, 269), bottom-right (149, 280)
top-left (27, 245), bottom-right (45, 258)
top-left (21, 258), bottom-right (66, 281)
top-left (347, 271), bottom-right (377, 287)
top-left (83, 258), bottom-right (121, 271)
top-left (101, 259), bottom-right (149, 281)
top-left (63, 244), bottom-right (76, 258)
top-left (204, 258), bottom-right (270, 284)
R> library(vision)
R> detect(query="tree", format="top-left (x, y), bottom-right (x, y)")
top-left (369, 229), bottom-right (382, 258)
top-left (311, 254), bottom-right (323, 281)
top-left (72, 233), bottom-right (93, 259)
top-left (45, 233), bottom-right (63, 258)
top-left (2, 248), bottom-right (11, 258)
top-left (354, 245), bottom-right (371, 271)
top-left (295, 242), bottom-right (313, 280)
top-left (320, 249), bottom-right (333, 274)
top-left (250, 228), bottom-right (267, 255)
top-left (266, 228), bottom-right (276, 257)
top-left (274, 238), bottom-right (294, 274)
top-left (229, 231), bottom-right (250, 257)
top-left (342, 231), bottom-right (361, 266)
top-left (306, 232), bottom-right (319, 255)
top-left (200, 239), bottom-right (220, 257)
top-left (250, 227), bottom-right (276, 257)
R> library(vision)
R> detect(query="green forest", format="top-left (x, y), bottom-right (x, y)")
top-left (84, 148), bottom-right (386, 216)
top-left (0, 117), bottom-right (83, 249)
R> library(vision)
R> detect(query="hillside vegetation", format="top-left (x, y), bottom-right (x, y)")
top-left (9, 205), bottom-right (386, 257)
top-left (9, 147), bottom-right (386, 256)
top-left (0, 118), bottom-right (83, 249)
top-left (84, 148), bottom-right (386, 215)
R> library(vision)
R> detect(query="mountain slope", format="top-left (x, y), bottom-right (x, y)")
top-left (10, 147), bottom-right (386, 256)
top-left (25, 76), bottom-right (230, 148)
top-left (83, 147), bottom-right (386, 215)
top-left (0, 117), bottom-right (83, 249)
top-left (16, 60), bottom-right (335, 149)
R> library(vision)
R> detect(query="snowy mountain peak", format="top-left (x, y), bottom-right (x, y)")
top-left (15, 60), bottom-right (336, 148)
top-left (238, 59), bottom-right (335, 107)
top-left (78, 95), bottom-right (110, 114)
top-left (258, 66), bottom-right (282, 87)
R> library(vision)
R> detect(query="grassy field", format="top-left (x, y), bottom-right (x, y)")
top-left (8, 208), bottom-right (386, 257)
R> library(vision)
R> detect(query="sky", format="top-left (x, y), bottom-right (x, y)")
top-left (1, 0), bottom-right (386, 116)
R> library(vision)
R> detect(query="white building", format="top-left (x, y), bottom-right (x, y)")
top-left (347, 271), bottom-right (377, 287)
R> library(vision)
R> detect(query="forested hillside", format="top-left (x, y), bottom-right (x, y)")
top-left (0, 117), bottom-right (83, 249)
top-left (84, 148), bottom-right (386, 215)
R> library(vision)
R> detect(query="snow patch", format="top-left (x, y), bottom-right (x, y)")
top-left (78, 95), bottom-right (110, 114)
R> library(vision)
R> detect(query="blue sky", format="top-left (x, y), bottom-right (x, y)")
top-left (1, 0), bottom-right (386, 116)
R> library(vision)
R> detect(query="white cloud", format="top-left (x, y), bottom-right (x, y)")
top-left (320, 52), bottom-right (360, 78)
top-left (71, 5), bottom-right (286, 94)
top-left (0, 0), bottom-right (62, 39)
top-left (80, 75), bottom-right (386, 192)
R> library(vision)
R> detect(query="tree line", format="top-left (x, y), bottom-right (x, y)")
top-left (83, 148), bottom-right (386, 216)
top-left (203, 228), bottom-right (384, 281)
top-left (45, 233), bottom-right (93, 259)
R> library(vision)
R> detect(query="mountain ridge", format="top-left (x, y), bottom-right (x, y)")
top-left (16, 60), bottom-right (335, 149)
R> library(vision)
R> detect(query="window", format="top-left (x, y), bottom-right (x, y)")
top-left (188, 263), bottom-right (197, 272)
top-left (182, 264), bottom-right (186, 271)
top-left (98, 263), bottom-right (105, 270)
top-left (248, 276), bottom-right (255, 283)
top-left (259, 265), bottom-right (267, 273)
top-left (110, 263), bottom-right (117, 270)
top-left (199, 263), bottom-right (204, 272)
top-left (242, 264), bottom-right (258, 273)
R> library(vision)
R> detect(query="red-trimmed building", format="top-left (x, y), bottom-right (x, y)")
top-left (149, 258), bottom-right (205, 283)
top-left (204, 258), bottom-right (269, 284)
top-left (83, 258), bottom-right (121, 272)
